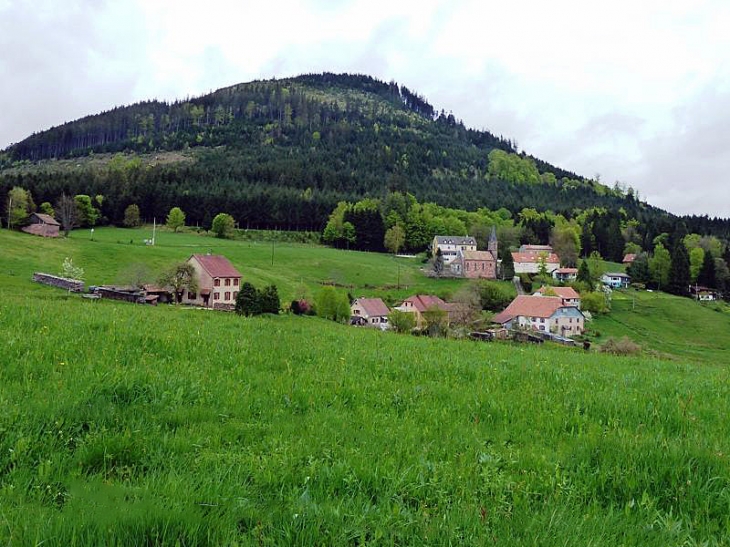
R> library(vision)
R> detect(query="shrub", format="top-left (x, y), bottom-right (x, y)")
top-left (388, 309), bottom-right (415, 333)
top-left (478, 281), bottom-right (514, 312)
top-left (599, 336), bottom-right (642, 355)
top-left (315, 286), bottom-right (350, 323)
top-left (582, 291), bottom-right (609, 314)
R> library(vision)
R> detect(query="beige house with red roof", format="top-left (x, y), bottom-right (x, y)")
top-left (534, 286), bottom-right (581, 308)
top-left (395, 294), bottom-right (457, 328)
top-left (182, 254), bottom-right (242, 309)
top-left (351, 297), bottom-right (390, 328)
top-left (493, 295), bottom-right (585, 336)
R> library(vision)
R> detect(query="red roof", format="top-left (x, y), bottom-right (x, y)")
top-left (353, 297), bottom-right (390, 317)
top-left (555, 267), bottom-right (578, 274)
top-left (623, 254), bottom-right (637, 263)
top-left (535, 286), bottom-right (580, 300)
top-left (492, 295), bottom-right (565, 324)
top-left (512, 252), bottom-right (560, 264)
top-left (190, 254), bottom-right (241, 278)
top-left (401, 294), bottom-right (449, 313)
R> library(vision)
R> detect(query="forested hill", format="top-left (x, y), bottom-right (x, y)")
top-left (0, 72), bottom-right (697, 233)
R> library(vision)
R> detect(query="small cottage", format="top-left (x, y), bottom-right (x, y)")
top-left (601, 272), bottom-right (631, 289)
top-left (22, 213), bottom-right (60, 238)
top-left (552, 267), bottom-right (578, 283)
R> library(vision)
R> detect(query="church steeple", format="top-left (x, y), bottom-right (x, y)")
top-left (488, 225), bottom-right (498, 254)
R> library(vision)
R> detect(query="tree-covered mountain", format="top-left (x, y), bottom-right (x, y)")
top-left (0, 73), bottom-right (727, 241)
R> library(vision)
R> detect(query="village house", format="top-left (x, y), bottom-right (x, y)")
top-left (493, 295), bottom-right (585, 337)
top-left (601, 272), bottom-right (631, 289)
top-left (22, 213), bottom-right (60, 238)
top-left (182, 254), bottom-right (242, 309)
top-left (519, 244), bottom-right (554, 254)
top-left (350, 297), bottom-right (390, 328)
top-left (432, 235), bottom-right (477, 264)
top-left (552, 267), bottom-right (578, 283)
top-left (395, 294), bottom-right (456, 328)
top-left (690, 285), bottom-right (719, 301)
top-left (449, 227), bottom-right (499, 279)
top-left (512, 250), bottom-right (561, 275)
top-left (622, 253), bottom-right (637, 266)
top-left (534, 286), bottom-right (581, 308)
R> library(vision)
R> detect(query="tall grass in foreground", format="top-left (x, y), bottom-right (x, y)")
top-left (1, 291), bottom-right (730, 545)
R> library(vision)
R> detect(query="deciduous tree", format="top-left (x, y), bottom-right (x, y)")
top-left (159, 263), bottom-right (198, 304)
top-left (211, 213), bottom-right (235, 239)
top-left (166, 207), bottom-right (186, 232)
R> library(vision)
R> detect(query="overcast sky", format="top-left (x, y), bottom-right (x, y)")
top-left (2, 0), bottom-right (729, 217)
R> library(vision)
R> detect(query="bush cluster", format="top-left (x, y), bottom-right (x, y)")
top-left (599, 336), bottom-right (642, 355)
top-left (235, 282), bottom-right (280, 316)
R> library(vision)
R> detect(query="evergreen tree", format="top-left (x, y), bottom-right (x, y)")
top-left (626, 252), bottom-right (650, 284)
top-left (260, 285), bottom-right (281, 314)
top-left (697, 250), bottom-right (716, 288)
top-left (667, 242), bottom-right (690, 296)
top-left (123, 204), bottom-right (142, 227)
top-left (577, 259), bottom-right (591, 286)
top-left (235, 282), bottom-right (259, 316)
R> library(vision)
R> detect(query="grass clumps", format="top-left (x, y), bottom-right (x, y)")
top-left (599, 336), bottom-right (642, 355)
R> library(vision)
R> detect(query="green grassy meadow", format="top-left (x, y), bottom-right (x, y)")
top-left (591, 288), bottom-right (730, 365)
top-left (2, 228), bottom-right (730, 545)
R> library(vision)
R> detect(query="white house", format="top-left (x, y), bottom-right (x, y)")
top-left (553, 267), bottom-right (578, 283)
top-left (492, 295), bottom-right (585, 337)
top-left (512, 251), bottom-right (561, 274)
top-left (601, 272), bottom-right (631, 289)
top-left (432, 235), bottom-right (477, 265)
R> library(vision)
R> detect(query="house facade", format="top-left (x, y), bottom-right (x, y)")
top-left (22, 213), bottom-right (60, 237)
top-left (432, 235), bottom-right (477, 264)
top-left (512, 251), bottom-right (561, 274)
top-left (601, 272), bottom-right (631, 288)
top-left (395, 294), bottom-right (455, 328)
top-left (182, 254), bottom-right (242, 309)
top-left (493, 295), bottom-right (585, 337)
top-left (351, 297), bottom-right (390, 328)
top-left (552, 267), bottom-right (578, 283)
top-left (534, 286), bottom-right (581, 309)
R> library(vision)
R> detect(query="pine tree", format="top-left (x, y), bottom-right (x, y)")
top-left (667, 242), bottom-right (690, 296)
top-left (697, 250), bottom-right (716, 288)
top-left (577, 259), bottom-right (591, 285)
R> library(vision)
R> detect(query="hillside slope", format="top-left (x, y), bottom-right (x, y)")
top-left (0, 73), bottom-right (659, 231)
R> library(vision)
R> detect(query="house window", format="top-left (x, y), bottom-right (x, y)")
top-left (233, 278), bottom-right (239, 286)
top-left (225, 291), bottom-right (231, 300)
top-left (214, 279), bottom-right (221, 287)
top-left (233, 291), bottom-right (238, 300)
top-left (540, 318), bottom-right (545, 323)
top-left (213, 292), bottom-right (220, 300)
top-left (188, 292), bottom-right (196, 300)
top-left (225, 278), bottom-right (231, 286)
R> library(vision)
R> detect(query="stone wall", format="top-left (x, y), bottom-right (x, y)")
top-left (32, 272), bottom-right (84, 292)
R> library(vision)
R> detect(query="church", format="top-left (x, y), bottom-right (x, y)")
top-left (448, 227), bottom-right (499, 279)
